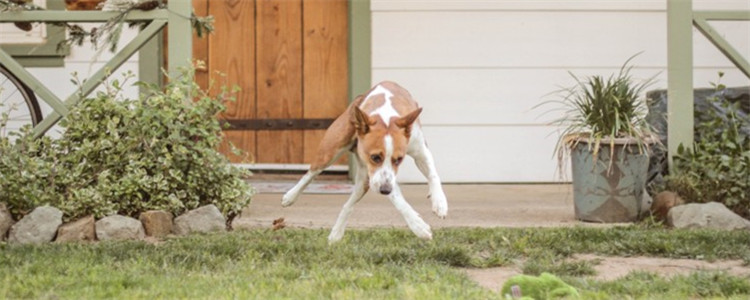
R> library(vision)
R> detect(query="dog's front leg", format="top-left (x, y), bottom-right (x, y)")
top-left (388, 185), bottom-right (433, 240)
top-left (328, 165), bottom-right (369, 243)
top-left (409, 133), bottom-right (448, 219)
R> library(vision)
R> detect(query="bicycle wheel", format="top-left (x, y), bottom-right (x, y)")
top-left (0, 63), bottom-right (42, 135)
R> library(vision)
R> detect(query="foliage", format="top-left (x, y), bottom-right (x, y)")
top-left (666, 73), bottom-right (750, 218)
top-left (0, 0), bottom-right (214, 53)
top-left (2, 227), bottom-right (750, 299)
top-left (0, 67), bottom-right (253, 221)
top-left (540, 54), bottom-right (657, 172)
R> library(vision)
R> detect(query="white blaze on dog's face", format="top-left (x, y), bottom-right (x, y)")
top-left (353, 105), bottom-right (421, 195)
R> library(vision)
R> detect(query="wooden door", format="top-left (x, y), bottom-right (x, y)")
top-left (193, 0), bottom-right (349, 166)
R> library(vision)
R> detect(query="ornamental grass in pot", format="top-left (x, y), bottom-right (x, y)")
top-left (545, 56), bottom-right (658, 222)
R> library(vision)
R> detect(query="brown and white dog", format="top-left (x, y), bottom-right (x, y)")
top-left (282, 81), bottom-right (448, 243)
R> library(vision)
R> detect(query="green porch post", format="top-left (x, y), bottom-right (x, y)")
top-left (349, 0), bottom-right (371, 103)
top-left (667, 0), bottom-right (694, 170)
top-left (348, 0), bottom-right (371, 179)
top-left (167, 0), bottom-right (192, 79)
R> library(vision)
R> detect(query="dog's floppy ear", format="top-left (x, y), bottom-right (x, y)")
top-left (352, 106), bottom-right (375, 135)
top-left (395, 107), bottom-right (422, 137)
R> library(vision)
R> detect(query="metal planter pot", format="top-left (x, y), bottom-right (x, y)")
top-left (570, 137), bottom-right (650, 223)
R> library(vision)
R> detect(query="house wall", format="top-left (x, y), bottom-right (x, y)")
top-left (371, 0), bottom-right (750, 183)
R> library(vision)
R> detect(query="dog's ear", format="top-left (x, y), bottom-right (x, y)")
top-left (395, 107), bottom-right (422, 137)
top-left (352, 106), bottom-right (375, 135)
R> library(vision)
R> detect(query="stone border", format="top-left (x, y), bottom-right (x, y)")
top-left (0, 204), bottom-right (231, 244)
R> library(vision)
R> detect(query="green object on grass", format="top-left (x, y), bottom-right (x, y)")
top-left (501, 272), bottom-right (580, 300)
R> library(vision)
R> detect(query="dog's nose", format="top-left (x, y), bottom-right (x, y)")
top-left (379, 184), bottom-right (392, 195)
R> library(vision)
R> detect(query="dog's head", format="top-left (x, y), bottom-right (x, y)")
top-left (352, 106), bottom-right (422, 195)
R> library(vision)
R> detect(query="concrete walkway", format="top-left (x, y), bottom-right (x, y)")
top-left (238, 183), bottom-right (591, 230)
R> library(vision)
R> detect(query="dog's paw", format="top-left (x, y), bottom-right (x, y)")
top-left (328, 230), bottom-right (345, 244)
top-left (430, 189), bottom-right (448, 219)
top-left (281, 191), bottom-right (298, 207)
top-left (408, 218), bottom-right (433, 240)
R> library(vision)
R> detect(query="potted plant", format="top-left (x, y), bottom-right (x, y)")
top-left (545, 56), bottom-right (658, 222)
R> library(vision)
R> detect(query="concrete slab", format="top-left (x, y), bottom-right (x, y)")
top-left (237, 183), bottom-right (596, 230)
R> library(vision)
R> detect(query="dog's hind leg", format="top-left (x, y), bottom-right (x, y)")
top-left (408, 129), bottom-right (448, 218)
top-left (388, 185), bottom-right (432, 240)
top-left (282, 105), bottom-right (357, 207)
top-left (328, 164), bottom-right (369, 243)
top-left (282, 146), bottom-right (350, 207)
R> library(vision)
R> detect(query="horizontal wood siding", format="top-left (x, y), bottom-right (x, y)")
top-left (397, 126), bottom-right (561, 183)
top-left (371, 0), bottom-right (750, 183)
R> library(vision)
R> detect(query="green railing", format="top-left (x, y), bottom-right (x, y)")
top-left (667, 0), bottom-right (750, 168)
top-left (0, 1), bottom-right (192, 138)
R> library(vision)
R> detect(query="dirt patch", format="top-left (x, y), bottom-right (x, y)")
top-left (577, 254), bottom-right (750, 281)
top-left (465, 266), bottom-right (523, 292)
top-left (464, 255), bottom-right (750, 292)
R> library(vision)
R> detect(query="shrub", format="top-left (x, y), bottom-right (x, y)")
top-left (666, 75), bottom-right (750, 218)
top-left (0, 68), bottom-right (253, 221)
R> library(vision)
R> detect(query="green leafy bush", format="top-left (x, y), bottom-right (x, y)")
top-left (666, 76), bottom-right (750, 218)
top-left (0, 68), bottom-right (253, 221)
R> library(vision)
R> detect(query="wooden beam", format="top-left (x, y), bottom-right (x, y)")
top-left (666, 0), bottom-right (694, 169)
top-left (693, 10), bottom-right (750, 21)
top-left (0, 10), bottom-right (169, 22)
top-left (167, 0), bottom-right (192, 79)
top-left (32, 20), bottom-right (167, 138)
top-left (693, 17), bottom-right (750, 79)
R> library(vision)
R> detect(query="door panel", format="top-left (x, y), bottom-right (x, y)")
top-left (303, 0), bottom-right (349, 165)
top-left (256, 0), bottom-right (304, 164)
top-left (197, 0), bottom-right (348, 166)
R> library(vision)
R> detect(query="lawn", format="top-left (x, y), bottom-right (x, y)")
top-left (2, 226), bottom-right (750, 299)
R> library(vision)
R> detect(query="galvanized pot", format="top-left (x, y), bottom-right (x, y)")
top-left (570, 137), bottom-right (651, 223)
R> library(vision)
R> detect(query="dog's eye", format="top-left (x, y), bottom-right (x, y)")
top-left (393, 156), bottom-right (403, 166)
top-left (370, 154), bottom-right (383, 164)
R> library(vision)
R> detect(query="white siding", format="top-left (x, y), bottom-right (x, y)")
top-left (371, 0), bottom-right (750, 183)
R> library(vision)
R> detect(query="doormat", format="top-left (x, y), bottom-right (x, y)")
top-left (251, 182), bottom-right (354, 194)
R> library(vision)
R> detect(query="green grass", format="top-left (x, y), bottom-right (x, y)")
top-left (1, 226), bottom-right (750, 299)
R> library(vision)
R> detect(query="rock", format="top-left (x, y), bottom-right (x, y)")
top-left (651, 191), bottom-right (684, 221)
top-left (95, 215), bottom-right (145, 241)
top-left (139, 210), bottom-right (173, 238)
top-left (56, 215), bottom-right (96, 243)
top-left (668, 202), bottom-right (750, 230)
top-left (173, 205), bottom-right (226, 235)
top-left (0, 203), bottom-right (14, 241)
top-left (8, 206), bottom-right (63, 244)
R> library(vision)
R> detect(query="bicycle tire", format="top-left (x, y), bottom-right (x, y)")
top-left (0, 63), bottom-right (42, 126)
